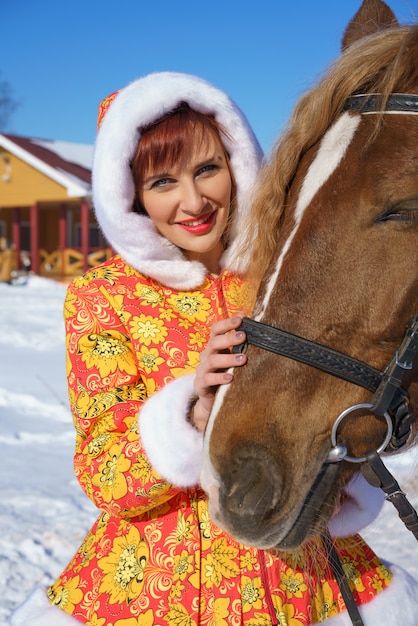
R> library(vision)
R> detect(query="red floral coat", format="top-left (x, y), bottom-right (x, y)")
top-left (48, 255), bottom-right (391, 625)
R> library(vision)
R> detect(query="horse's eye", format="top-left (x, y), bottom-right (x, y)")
top-left (376, 204), bottom-right (418, 224)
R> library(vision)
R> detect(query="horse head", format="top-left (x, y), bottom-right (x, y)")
top-left (201, 0), bottom-right (418, 551)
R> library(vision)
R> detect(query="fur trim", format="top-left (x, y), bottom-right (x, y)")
top-left (139, 374), bottom-right (204, 486)
top-left (10, 587), bottom-right (80, 625)
top-left (328, 472), bottom-right (385, 537)
top-left (93, 72), bottom-right (263, 289)
top-left (321, 563), bottom-right (418, 625)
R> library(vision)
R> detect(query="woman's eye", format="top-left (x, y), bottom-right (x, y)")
top-left (151, 178), bottom-right (171, 189)
top-left (197, 164), bottom-right (218, 177)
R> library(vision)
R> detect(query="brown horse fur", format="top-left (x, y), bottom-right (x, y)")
top-left (342, 0), bottom-right (399, 50)
top-left (201, 0), bottom-right (418, 552)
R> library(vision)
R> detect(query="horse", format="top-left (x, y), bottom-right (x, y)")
top-left (201, 0), bottom-right (418, 564)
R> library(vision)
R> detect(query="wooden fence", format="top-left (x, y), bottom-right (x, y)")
top-left (39, 247), bottom-right (113, 278)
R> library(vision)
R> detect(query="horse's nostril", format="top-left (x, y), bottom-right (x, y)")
top-left (222, 447), bottom-right (282, 519)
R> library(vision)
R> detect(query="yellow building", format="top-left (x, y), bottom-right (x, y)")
top-left (0, 133), bottom-right (111, 281)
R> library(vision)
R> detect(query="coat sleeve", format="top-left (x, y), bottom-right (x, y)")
top-left (139, 372), bottom-right (203, 487)
top-left (64, 278), bottom-right (203, 521)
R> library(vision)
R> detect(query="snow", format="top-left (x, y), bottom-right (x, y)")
top-left (0, 276), bottom-right (97, 624)
top-left (1, 276), bottom-right (417, 625)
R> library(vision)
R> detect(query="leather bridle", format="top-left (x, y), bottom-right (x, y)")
top-left (233, 313), bottom-right (418, 461)
top-left (232, 93), bottom-right (418, 626)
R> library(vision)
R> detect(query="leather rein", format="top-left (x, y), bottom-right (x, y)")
top-left (233, 94), bottom-right (418, 626)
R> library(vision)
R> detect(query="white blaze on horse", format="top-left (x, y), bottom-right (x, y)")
top-left (201, 0), bottom-right (418, 621)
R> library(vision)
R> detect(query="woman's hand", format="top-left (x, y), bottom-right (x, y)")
top-left (189, 314), bottom-right (247, 432)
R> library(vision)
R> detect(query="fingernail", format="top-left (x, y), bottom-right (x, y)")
top-left (235, 332), bottom-right (244, 340)
top-left (235, 354), bottom-right (245, 363)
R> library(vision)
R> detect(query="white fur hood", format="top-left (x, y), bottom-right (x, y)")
top-left (93, 72), bottom-right (263, 289)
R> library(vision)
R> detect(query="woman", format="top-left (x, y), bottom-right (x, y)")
top-left (12, 72), bottom-right (405, 625)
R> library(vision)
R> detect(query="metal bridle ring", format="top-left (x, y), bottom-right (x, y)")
top-left (330, 402), bottom-right (393, 464)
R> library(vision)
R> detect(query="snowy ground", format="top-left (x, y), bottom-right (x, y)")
top-left (1, 276), bottom-right (417, 625)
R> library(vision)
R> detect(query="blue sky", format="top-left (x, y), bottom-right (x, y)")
top-left (2, 0), bottom-right (416, 152)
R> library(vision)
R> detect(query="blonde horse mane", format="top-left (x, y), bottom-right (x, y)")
top-left (235, 23), bottom-right (418, 287)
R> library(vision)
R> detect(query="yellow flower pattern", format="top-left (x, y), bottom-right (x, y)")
top-left (312, 581), bottom-right (339, 621)
top-left (138, 345), bottom-right (165, 374)
top-left (47, 575), bottom-right (83, 612)
top-left (135, 284), bottom-right (164, 308)
top-left (98, 525), bottom-right (149, 604)
top-left (86, 613), bottom-right (107, 626)
top-left (167, 291), bottom-right (211, 322)
top-left (48, 255), bottom-right (392, 624)
top-left (241, 576), bottom-right (265, 613)
top-left (129, 314), bottom-right (168, 346)
top-left (212, 597), bottom-right (230, 625)
top-left (280, 568), bottom-right (308, 599)
top-left (92, 442), bottom-right (132, 502)
top-left (78, 330), bottom-right (137, 377)
top-left (272, 597), bottom-right (305, 626)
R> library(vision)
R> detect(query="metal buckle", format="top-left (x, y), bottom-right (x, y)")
top-left (327, 402), bottom-right (393, 464)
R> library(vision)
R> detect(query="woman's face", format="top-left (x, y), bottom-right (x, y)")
top-left (139, 134), bottom-right (232, 274)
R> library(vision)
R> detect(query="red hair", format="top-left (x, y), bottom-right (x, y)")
top-left (131, 103), bottom-right (234, 213)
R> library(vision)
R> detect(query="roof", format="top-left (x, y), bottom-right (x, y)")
top-left (0, 133), bottom-right (93, 197)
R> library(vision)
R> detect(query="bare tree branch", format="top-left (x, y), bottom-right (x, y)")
top-left (0, 74), bottom-right (20, 131)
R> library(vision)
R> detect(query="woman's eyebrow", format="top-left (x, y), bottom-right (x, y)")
top-left (195, 151), bottom-right (225, 168)
top-left (142, 171), bottom-right (172, 185)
